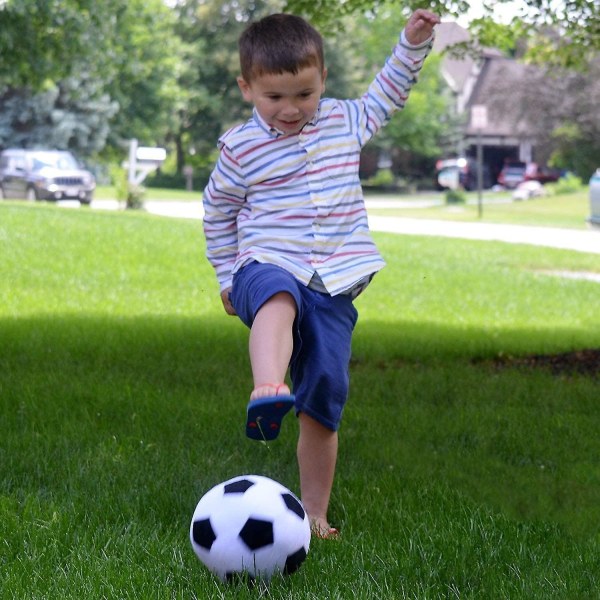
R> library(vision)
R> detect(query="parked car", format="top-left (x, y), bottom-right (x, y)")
top-left (435, 157), bottom-right (491, 191)
top-left (497, 162), bottom-right (526, 189)
top-left (0, 148), bottom-right (95, 204)
top-left (497, 161), bottom-right (561, 189)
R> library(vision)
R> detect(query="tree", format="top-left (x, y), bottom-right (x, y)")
top-left (0, 78), bottom-right (118, 155)
top-left (0, 0), bottom-right (182, 159)
top-left (104, 0), bottom-right (183, 155)
top-left (284, 0), bottom-right (600, 69)
top-left (0, 0), bottom-right (122, 91)
top-left (348, 6), bottom-right (454, 173)
top-left (170, 0), bottom-right (358, 183)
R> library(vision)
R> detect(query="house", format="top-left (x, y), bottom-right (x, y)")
top-left (435, 21), bottom-right (536, 184)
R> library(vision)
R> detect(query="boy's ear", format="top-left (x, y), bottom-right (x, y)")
top-left (237, 76), bottom-right (253, 102)
top-left (321, 67), bottom-right (328, 93)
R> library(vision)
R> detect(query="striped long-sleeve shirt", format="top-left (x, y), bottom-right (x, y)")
top-left (203, 30), bottom-right (433, 296)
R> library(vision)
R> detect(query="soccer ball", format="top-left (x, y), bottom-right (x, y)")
top-left (189, 474), bottom-right (311, 581)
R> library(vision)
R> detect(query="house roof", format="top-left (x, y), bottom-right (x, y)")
top-left (435, 21), bottom-right (535, 139)
top-left (434, 22), bottom-right (474, 93)
top-left (466, 58), bottom-right (526, 137)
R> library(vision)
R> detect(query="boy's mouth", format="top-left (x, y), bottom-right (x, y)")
top-left (278, 118), bottom-right (303, 131)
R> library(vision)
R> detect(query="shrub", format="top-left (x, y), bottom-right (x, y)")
top-left (547, 173), bottom-right (584, 195)
top-left (445, 188), bottom-right (466, 204)
top-left (363, 168), bottom-right (396, 189)
top-left (109, 164), bottom-right (145, 209)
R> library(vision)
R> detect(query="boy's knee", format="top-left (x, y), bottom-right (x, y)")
top-left (257, 291), bottom-right (297, 317)
top-left (266, 291), bottom-right (296, 307)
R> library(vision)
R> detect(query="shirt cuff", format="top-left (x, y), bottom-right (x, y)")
top-left (399, 29), bottom-right (434, 52)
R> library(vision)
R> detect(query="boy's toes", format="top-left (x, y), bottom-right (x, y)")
top-left (250, 382), bottom-right (290, 401)
top-left (310, 518), bottom-right (340, 540)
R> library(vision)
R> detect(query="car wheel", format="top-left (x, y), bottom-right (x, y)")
top-left (80, 193), bottom-right (93, 206)
top-left (0, 185), bottom-right (4, 200)
top-left (26, 187), bottom-right (38, 202)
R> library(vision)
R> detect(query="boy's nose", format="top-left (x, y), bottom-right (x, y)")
top-left (281, 101), bottom-right (300, 116)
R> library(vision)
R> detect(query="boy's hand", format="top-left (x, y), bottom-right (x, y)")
top-left (404, 9), bottom-right (440, 46)
top-left (220, 288), bottom-right (237, 315)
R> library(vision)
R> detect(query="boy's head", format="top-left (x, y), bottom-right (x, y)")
top-left (237, 14), bottom-right (327, 135)
top-left (238, 13), bottom-right (324, 83)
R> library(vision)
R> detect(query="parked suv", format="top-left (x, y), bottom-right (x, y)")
top-left (0, 149), bottom-right (95, 204)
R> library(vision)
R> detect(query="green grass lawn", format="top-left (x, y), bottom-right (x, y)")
top-left (1, 201), bottom-right (599, 598)
top-left (95, 185), bottom-right (199, 202)
top-left (365, 188), bottom-right (593, 229)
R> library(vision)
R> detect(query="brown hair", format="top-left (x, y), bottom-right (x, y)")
top-left (238, 13), bottom-right (324, 82)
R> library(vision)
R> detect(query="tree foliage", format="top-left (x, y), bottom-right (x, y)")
top-left (170, 0), bottom-right (359, 179)
top-left (0, 79), bottom-right (118, 155)
top-left (348, 6), bottom-right (454, 161)
top-left (104, 0), bottom-right (182, 154)
top-left (0, 0), bottom-right (121, 90)
top-left (1, 0), bottom-right (598, 180)
top-left (284, 0), bottom-right (600, 68)
top-left (0, 0), bottom-right (181, 158)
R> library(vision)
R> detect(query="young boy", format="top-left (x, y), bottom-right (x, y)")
top-left (203, 9), bottom-right (439, 537)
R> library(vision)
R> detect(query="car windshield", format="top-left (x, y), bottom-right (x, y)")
top-left (31, 152), bottom-right (79, 171)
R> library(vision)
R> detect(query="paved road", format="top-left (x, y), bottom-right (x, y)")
top-left (89, 199), bottom-right (599, 255)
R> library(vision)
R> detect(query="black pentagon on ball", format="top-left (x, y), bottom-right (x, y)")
top-left (239, 517), bottom-right (274, 550)
top-left (281, 492), bottom-right (305, 520)
top-left (224, 479), bottom-right (255, 494)
top-left (192, 518), bottom-right (216, 550)
top-left (284, 547), bottom-right (308, 575)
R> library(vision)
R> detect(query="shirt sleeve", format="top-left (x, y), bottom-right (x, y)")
top-left (202, 143), bottom-right (247, 291)
top-left (353, 29), bottom-right (434, 147)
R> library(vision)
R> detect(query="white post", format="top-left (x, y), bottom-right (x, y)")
top-left (128, 139), bottom-right (138, 185)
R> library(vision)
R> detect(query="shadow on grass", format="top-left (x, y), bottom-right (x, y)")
top-left (1, 313), bottom-right (599, 539)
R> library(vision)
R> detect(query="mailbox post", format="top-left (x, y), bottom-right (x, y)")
top-left (123, 139), bottom-right (167, 208)
top-left (127, 139), bottom-right (167, 186)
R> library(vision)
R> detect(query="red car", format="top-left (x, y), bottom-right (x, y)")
top-left (498, 161), bottom-right (561, 189)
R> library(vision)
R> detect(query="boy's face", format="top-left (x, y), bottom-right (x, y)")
top-left (237, 66), bottom-right (327, 135)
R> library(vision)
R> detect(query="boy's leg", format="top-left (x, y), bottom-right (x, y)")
top-left (231, 263), bottom-right (302, 440)
top-left (290, 290), bottom-right (358, 534)
top-left (297, 412), bottom-right (338, 535)
top-left (245, 292), bottom-right (297, 439)
top-left (249, 291), bottom-right (296, 399)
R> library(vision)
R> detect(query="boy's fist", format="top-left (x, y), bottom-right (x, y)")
top-left (405, 9), bottom-right (440, 46)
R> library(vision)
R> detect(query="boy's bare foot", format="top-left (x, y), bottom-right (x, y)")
top-left (310, 517), bottom-right (340, 539)
top-left (250, 382), bottom-right (291, 401)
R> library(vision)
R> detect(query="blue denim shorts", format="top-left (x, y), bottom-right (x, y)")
top-left (231, 261), bottom-right (358, 431)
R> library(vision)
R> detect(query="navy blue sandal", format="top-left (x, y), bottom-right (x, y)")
top-left (246, 395), bottom-right (295, 441)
